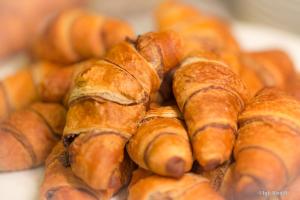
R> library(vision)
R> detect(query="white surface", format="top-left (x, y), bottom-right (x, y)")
top-left (0, 22), bottom-right (300, 200)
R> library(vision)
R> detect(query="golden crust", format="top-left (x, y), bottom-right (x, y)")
top-left (155, 0), bottom-right (240, 73)
top-left (128, 168), bottom-right (224, 200)
top-left (234, 88), bottom-right (300, 198)
top-left (63, 31), bottom-right (182, 190)
top-left (64, 99), bottom-right (145, 139)
top-left (239, 88), bottom-right (300, 131)
top-left (104, 42), bottom-right (160, 96)
top-left (68, 59), bottom-right (147, 105)
top-left (136, 31), bottom-right (184, 74)
top-left (173, 55), bottom-right (249, 170)
top-left (127, 106), bottom-right (193, 178)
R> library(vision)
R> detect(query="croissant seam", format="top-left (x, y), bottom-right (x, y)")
top-left (182, 85), bottom-right (244, 115)
top-left (239, 116), bottom-right (300, 136)
top-left (236, 146), bottom-right (290, 185)
top-left (0, 123), bottom-right (37, 166)
top-left (28, 108), bottom-right (61, 139)
top-left (191, 122), bottom-right (237, 139)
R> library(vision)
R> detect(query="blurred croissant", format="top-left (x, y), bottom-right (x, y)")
top-left (0, 0), bottom-right (86, 60)
top-left (32, 9), bottom-right (134, 64)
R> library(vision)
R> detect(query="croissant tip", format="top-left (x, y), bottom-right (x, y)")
top-left (166, 156), bottom-right (185, 178)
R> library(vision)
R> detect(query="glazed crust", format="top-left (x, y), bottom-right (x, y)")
top-left (173, 56), bottom-right (249, 170)
top-left (128, 168), bottom-right (224, 200)
top-left (32, 9), bottom-right (134, 64)
top-left (127, 106), bottom-right (193, 178)
top-left (63, 31), bottom-right (183, 190)
top-left (0, 102), bottom-right (66, 171)
top-left (234, 88), bottom-right (300, 199)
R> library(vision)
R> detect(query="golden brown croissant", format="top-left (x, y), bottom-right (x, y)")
top-left (233, 88), bottom-right (300, 199)
top-left (155, 1), bottom-right (243, 102)
top-left (173, 54), bottom-right (249, 170)
top-left (242, 49), bottom-right (295, 91)
top-left (128, 168), bottom-right (224, 200)
top-left (40, 142), bottom-right (114, 200)
top-left (32, 9), bottom-right (134, 64)
top-left (127, 106), bottom-right (193, 178)
top-left (0, 102), bottom-right (66, 171)
top-left (0, 62), bottom-right (74, 120)
top-left (155, 0), bottom-right (241, 74)
top-left (63, 31), bottom-right (183, 190)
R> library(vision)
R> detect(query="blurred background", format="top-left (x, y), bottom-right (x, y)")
top-left (0, 0), bottom-right (300, 62)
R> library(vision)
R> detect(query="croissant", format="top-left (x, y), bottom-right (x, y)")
top-left (155, 1), bottom-right (242, 101)
top-left (0, 0), bottom-right (85, 59)
top-left (127, 106), bottom-right (193, 178)
top-left (173, 54), bottom-right (249, 170)
top-left (0, 62), bottom-right (74, 120)
top-left (128, 168), bottom-right (224, 200)
top-left (241, 49), bottom-right (295, 91)
top-left (0, 102), bottom-right (66, 171)
top-left (32, 9), bottom-right (134, 64)
top-left (63, 31), bottom-right (183, 190)
top-left (155, 0), bottom-right (240, 73)
top-left (233, 88), bottom-right (300, 199)
top-left (40, 142), bottom-right (114, 200)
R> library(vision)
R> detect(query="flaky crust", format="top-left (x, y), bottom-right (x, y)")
top-left (63, 31), bottom-right (183, 190)
top-left (128, 168), bottom-right (224, 200)
top-left (127, 106), bottom-right (193, 178)
top-left (0, 102), bottom-right (66, 171)
top-left (173, 56), bottom-right (249, 170)
top-left (234, 88), bottom-right (300, 199)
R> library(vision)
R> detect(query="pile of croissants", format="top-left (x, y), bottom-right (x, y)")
top-left (1, 1), bottom-right (300, 200)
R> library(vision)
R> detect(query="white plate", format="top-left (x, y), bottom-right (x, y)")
top-left (0, 21), bottom-right (300, 200)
